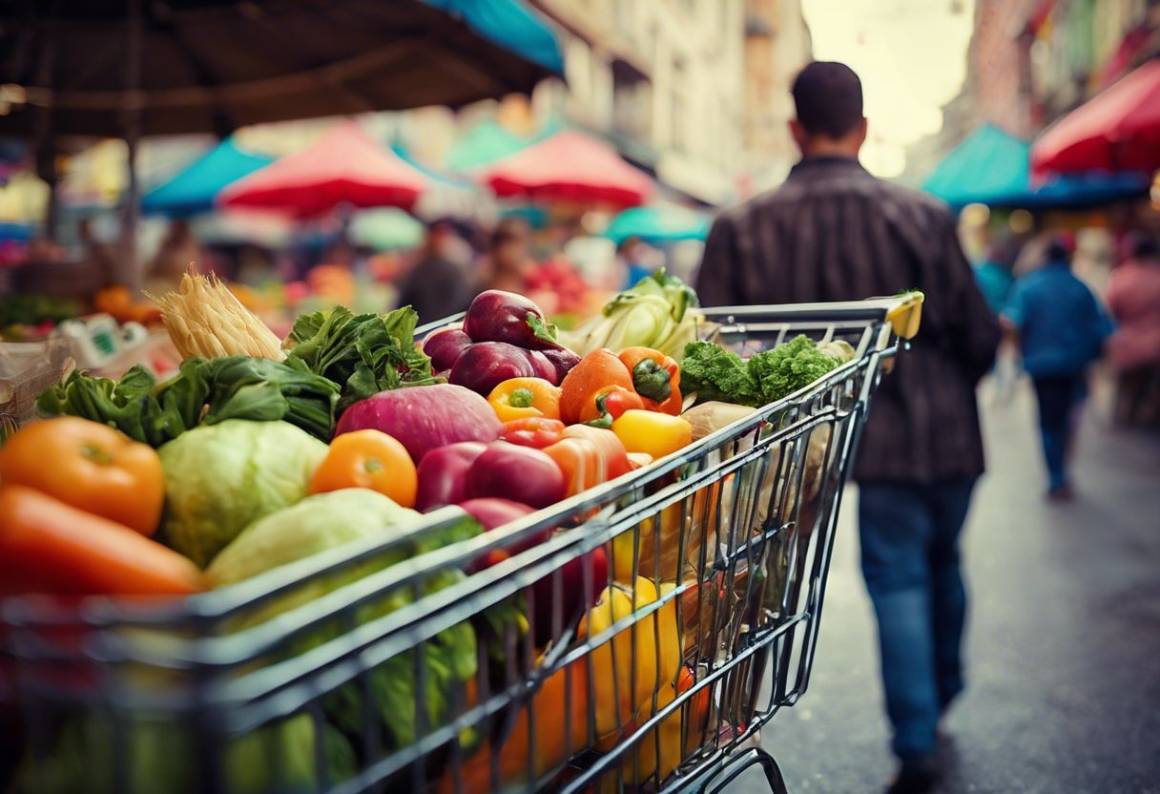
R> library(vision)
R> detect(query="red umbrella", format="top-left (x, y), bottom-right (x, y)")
top-left (1031, 59), bottom-right (1160, 175)
top-left (220, 122), bottom-right (428, 216)
top-left (480, 130), bottom-right (653, 208)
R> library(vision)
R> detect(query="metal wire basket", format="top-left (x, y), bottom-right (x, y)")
top-left (0, 296), bottom-right (922, 794)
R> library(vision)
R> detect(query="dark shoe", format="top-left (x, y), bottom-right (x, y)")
top-left (886, 754), bottom-right (940, 794)
top-left (1047, 484), bottom-right (1074, 502)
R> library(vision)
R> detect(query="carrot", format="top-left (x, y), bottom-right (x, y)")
top-left (0, 485), bottom-right (203, 597)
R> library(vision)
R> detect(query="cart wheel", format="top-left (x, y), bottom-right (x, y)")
top-left (705, 747), bottom-right (789, 794)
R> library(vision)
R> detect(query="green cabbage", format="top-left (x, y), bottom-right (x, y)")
top-left (207, 488), bottom-right (482, 756)
top-left (159, 419), bottom-right (328, 567)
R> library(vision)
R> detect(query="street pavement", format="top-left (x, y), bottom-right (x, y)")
top-left (730, 379), bottom-right (1160, 793)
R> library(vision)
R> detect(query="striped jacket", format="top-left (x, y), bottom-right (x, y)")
top-left (696, 156), bottom-right (1000, 483)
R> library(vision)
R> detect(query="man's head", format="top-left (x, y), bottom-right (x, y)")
top-left (790, 61), bottom-right (867, 158)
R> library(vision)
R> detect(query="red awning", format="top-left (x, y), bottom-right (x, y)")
top-left (220, 122), bottom-right (428, 217)
top-left (1031, 59), bottom-right (1160, 175)
top-left (480, 130), bottom-right (653, 208)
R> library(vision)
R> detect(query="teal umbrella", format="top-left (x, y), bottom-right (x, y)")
top-left (445, 119), bottom-right (533, 172)
top-left (923, 123), bottom-right (1148, 210)
top-left (604, 204), bottom-right (710, 245)
top-left (141, 138), bottom-right (274, 217)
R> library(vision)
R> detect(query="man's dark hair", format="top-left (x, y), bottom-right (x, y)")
top-left (1045, 238), bottom-right (1072, 264)
top-left (792, 61), bottom-right (864, 138)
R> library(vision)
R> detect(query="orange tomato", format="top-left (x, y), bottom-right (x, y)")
top-left (0, 417), bottom-right (164, 536)
top-left (309, 430), bottom-right (418, 508)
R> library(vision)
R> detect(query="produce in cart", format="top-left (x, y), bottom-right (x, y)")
top-left (4, 266), bottom-right (919, 794)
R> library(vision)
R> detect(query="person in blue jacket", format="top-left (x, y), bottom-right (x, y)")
top-left (1003, 237), bottom-right (1113, 499)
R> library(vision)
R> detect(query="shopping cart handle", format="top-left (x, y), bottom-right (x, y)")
top-left (882, 291), bottom-right (924, 340)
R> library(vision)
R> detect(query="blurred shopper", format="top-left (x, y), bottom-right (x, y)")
top-left (481, 218), bottom-right (535, 293)
top-left (396, 219), bottom-right (477, 325)
top-left (1106, 234), bottom-right (1160, 426)
top-left (1002, 238), bottom-right (1113, 499)
top-left (697, 61), bottom-right (999, 793)
top-left (974, 236), bottom-right (1020, 403)
top-left (617, 236), bottom-right (663, 289)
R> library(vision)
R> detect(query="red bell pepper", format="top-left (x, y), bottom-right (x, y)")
top-left (500, 417), bottom-right (566, 449)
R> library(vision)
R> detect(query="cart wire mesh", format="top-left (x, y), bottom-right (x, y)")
top-left (0, 296), bottom-right (921, 794)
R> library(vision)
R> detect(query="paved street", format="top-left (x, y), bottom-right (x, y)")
top-left (732, 379), bottom-right (1160, 794)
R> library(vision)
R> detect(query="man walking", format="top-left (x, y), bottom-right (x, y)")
top-left (1003, 237), bottom-right (1112, 498)
top-left (697, 62), bottom-right (1000, 792)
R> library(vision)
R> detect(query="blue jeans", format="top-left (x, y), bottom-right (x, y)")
top-left (1031, 375), bottom-right (1085, 491)
top-left (858, 478), bottom-right (976, 760)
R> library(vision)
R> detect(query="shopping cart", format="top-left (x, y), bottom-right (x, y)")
top-left (0, 295), bottom-right (922, 794)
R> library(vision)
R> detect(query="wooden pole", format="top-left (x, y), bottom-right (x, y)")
top-left (119, 0), bottom-right (144, 289)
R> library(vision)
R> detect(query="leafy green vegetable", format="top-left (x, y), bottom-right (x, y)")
top-left (285, 305), bottom-right (438, 411)
top-left (37, 357), bottom-right (340, 445)
top-left (680, 340), bottom-right (763, 406)
top-left (748, 335), bottom-right (845, 401)
top-left (681, 335), bottom-right (850, 406)
top-left (161, 419), bottom-right (328, 567)
top-left (14, 713), bottom-right (335, 794)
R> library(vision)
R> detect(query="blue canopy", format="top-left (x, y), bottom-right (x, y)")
top-left (604, 205), bottom-right (710, 245)
top-left (923, 124), bottom-right (1149, 210)
top-left (445, 120), bottom-right (533, 172)
top-left (419, 0), bottom-right (564, 74)
top-left (142, 138), bottom-right (275, 217)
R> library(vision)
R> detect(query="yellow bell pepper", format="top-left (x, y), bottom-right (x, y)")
top-left (578, 577), bottom-right (681, 748)
top-left (487, 377), bottom-right (561, 423)
top-left (612, 409), bottom-right (693, 460)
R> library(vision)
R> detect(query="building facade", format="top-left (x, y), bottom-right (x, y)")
top-left (528, 0), bottom-right (749, 205)
top-left (741, 0), bottom-right (812, 194)
top-left (906, 0), bottom-right (1160, 183)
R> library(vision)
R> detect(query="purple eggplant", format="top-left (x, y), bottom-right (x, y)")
top-left (423, 328), bottom-right (472, 372)
top-left (538, 347), bottom-right (581, 382)
top-left (464, 290), bottom-right (562, 351)
top-left (449, 341), bottom-right (537, 395)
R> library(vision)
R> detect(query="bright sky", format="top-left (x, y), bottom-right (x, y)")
top-left (803, 0), bottom-right (976, 178)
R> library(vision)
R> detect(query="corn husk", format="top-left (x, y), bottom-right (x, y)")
top-left (148, 273), bottom-right (284, 361)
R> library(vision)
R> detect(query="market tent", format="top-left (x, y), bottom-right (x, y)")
top-left (0, 0), bottom-right (563, 137)
top-left (220, 122), bottom-right (429, 217)
top-left (445, 120), bottom-right (533, 172)
top-left (1031, 59), bottom-right (1160, 175)
top-left (142, 138), bottom-right (274, 217)
top-left (604, 204), bottom-right (710, 245)
top-left (923, 123), bottom-right (1149, 210)
top-left (480, 131), bottom-right (654, 208)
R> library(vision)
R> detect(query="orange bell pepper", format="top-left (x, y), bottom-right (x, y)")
top-left (0, 417), bottom-right (164, 536)
top-left (308, 429), bottom-right (418, 508)
top-left (500, 417), bottom-right (566, 449)
top-left (559, 349), bottom-right (639, 425)
top-left (487, 377), bottom-right (562, 423)
top-left (618, 347), bottom-right (682, 415)
top-left (436, 657), bottom-right (592, 794)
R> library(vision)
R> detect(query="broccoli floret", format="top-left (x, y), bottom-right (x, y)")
top-left (680, 341), bottom-right (762, 406)
top-left (749, 335), bottom-right (844, 402)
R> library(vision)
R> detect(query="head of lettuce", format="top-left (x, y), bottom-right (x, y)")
top-left (159, 419), bottom-right (328, 567)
